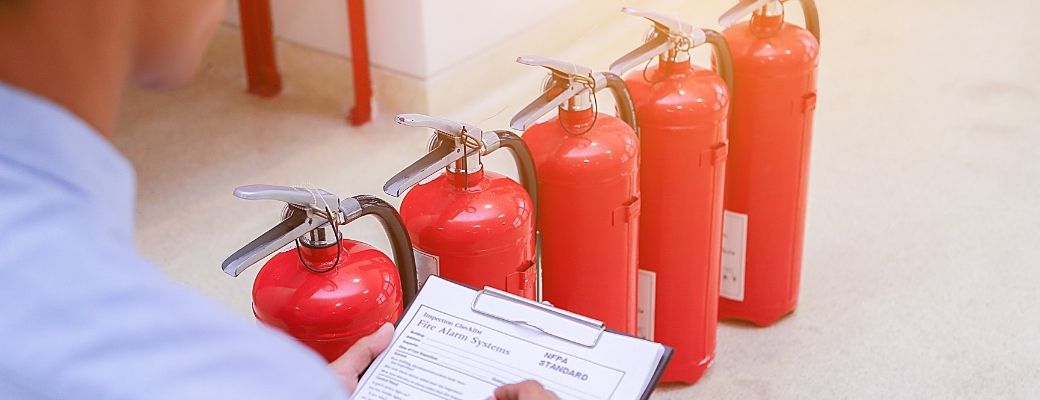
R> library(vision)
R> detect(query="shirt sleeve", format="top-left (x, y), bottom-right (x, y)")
top-left (0, 168), bottom-right (350, 399)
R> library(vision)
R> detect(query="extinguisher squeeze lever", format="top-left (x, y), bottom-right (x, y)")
top-left (509, 56), bottom-right (638, 134)
top-left (221, 186), bottom-right (419, 307)
top-left (610, 7), bottom-right (734, 92)
top-left (222, 185), bottom-right (342, 277)
top-left (384, 114), bottom-right (538, 219)
top-left (383, 114), bottom-right (488, 197)
top-left (609, 8), bottom-right (706, 75)
top-left (234, 184), bottom-right (340, 212)
top-left (719, 0), bottom-right (820, 43)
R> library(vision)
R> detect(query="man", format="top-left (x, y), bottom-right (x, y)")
top-left (0, 1), bottom-right (557, 399)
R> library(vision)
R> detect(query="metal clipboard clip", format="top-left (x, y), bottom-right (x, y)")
top-left (471, 286), bottom-right (606, 348)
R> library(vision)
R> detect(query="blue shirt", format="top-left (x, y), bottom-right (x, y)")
top-left (0, 82), bottom-right (349, 399)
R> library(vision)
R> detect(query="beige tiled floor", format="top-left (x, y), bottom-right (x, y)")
top-left (113, 1), bottom-right (1040, 398)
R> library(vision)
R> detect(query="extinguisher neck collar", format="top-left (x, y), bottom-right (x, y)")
top-left (296, 219), bottom-right (342, 249)
top-left (445, 168), bottom-right (486, 189)
top-left (443, 144), bottom-right (484, 176)
top-left (750, 3), bottom-right (785, 37)
top-left (720, 0), bottom-right (782, 28)
top-left (658, 56), bottom-right (692, 72)
top-left (560, 88), bottom-right (594, 113)
top-left (297, 242), bottom-right (344, 272)
top-left (719, 0), bottom-right (820, 43)
top-left (559, 108), bottom-right (596, 135)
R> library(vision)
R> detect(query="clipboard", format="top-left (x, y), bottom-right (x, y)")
top-left (471, 286), bottom-right (606, 348)
top-left (462, 279), bottom-right (674, 399)
top-left (470, 285), bottom-right (673, 399)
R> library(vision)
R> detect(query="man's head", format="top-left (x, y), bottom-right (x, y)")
top-left (131, 0), bottom-right (227, 89)
top-left (0, 0), bottom-right (225, 89)
top-left (0, 0), bottom-right (228, 134)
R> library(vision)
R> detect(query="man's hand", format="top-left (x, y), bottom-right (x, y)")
top-left (494, 380), bottom-right (560, 400)
top-left (330, 322), bottom-right (394, 393)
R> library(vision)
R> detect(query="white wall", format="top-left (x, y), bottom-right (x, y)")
top-left (416, 0), bottom-right (578, 77)
top-left (224, 0), bottom-right (578, 79)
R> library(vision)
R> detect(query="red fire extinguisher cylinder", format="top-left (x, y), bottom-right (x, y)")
top-left (511, 57), bottom-right (641, 334)
top-left (717, 0), bottom-right (820, 326)
top-left (610, 7), bottom-right (734, 384)
top-left (385, 114), bottom-right (539, 299)
top-left (222, 186), bottom-right (418, 362)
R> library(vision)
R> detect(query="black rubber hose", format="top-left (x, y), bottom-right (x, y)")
top-left (490, 130), bottom-right (538, 222)
top-left (799, 0), bottom-right (821, 44)
top-left (599, 71), bottom-right (639, 136)
top-left (704, 29), bottom-right (735, 93)
top-left (353, 195), bottom-right (418, 307)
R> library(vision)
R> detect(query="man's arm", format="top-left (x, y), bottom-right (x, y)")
top-left (0, 170), bottom-right (349, 400)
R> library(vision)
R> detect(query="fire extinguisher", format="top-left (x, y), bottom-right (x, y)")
top-left (609, 7), bottom-right (733, 384)
top-left (510, 56), bottom-right (640, 334)
top-left (383, 113), bottom-right (539, 299)
top-left (716, 0), bottom-right (820, 326)
top-left (221, 185), bottom-right (418, 361)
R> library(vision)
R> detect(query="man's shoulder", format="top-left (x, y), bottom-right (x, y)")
top-left (0, 174), bottom-right (347, 400)
top-left (0, 158), bottom-right (100, 261)
top-left (0, 214), bottom-right (348, 400)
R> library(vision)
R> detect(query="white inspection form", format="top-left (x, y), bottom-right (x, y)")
top-left (353, 276), bottom-right (670, 400)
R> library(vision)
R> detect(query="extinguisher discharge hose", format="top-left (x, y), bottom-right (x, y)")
top-left (704, 29), bottom-right (735, 93)
top-left (800, 0), bottom-right (820, 44)
top-left (490, 130), bottom-right (538, 223)
top-left (598, 72), bottom-right (639, 136)
top-left (351, 195), bottom-right (419, 307)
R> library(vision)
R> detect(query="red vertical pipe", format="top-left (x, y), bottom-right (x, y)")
top-left (347, 0), bottom-right (372, 125)
top-left (238, 0), bottom-right (282, 97)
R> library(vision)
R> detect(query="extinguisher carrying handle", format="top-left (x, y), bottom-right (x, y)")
top-left (221, 184), bottom-right (342, 277)
top-left (608, 33), bottom-right (673, 77)
top-left (719, 0), bottom-right (820, 43)
top-left (233, 184), bottom-right (340, 212)
top-left (409, 129), bottom-right (538, 219)
top-left (222, 206), bottom-right (324, 277)
top-left (395, 113), bottom-right (477, 140)
top-left (383, 135), bottom-right (467, 197)
top-left (609, 7), bottom-right (707, 76)
top-left (384, 113), bottom-right (501, 197)
top-left (489, 130), bottom-right (538, 220)
top-left (704, 29), bottom-right (735, 92)
top-left (609, 9), bottom-right (733, 93)
top-left (510, 56), bottom-right (594, 132)
top-left (510, 56), bottom-right (639, 136)
top-left (342, 195), bottom-right (419, 307)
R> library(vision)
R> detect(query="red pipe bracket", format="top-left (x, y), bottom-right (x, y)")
top-left (347, 0), bottom-right (373, 125)
top-left (238, 0), bottom-right (282, 97)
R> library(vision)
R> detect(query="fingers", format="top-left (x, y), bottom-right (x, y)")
top-left (493, 380), bottom-right (559, 400)
top-left (329, 322), bottom-right (395, 393)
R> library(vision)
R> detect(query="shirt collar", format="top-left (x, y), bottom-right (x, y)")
top-left (0, 81), bottom-right (136, 240)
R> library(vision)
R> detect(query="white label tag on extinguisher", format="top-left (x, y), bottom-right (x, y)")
top-left (721, 211), bottom-right (748, 301)
top-left (412, 247), bottom-right (439, 291)
top-left (637, 269), bottom-right (656, 341)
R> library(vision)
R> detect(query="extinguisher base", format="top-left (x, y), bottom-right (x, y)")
top-left (718, 300), bottom-right (798, 327)
top-left (300, 337), bottom-right (358, 363)
top-left (659, 353), bottom-right (714, 385)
